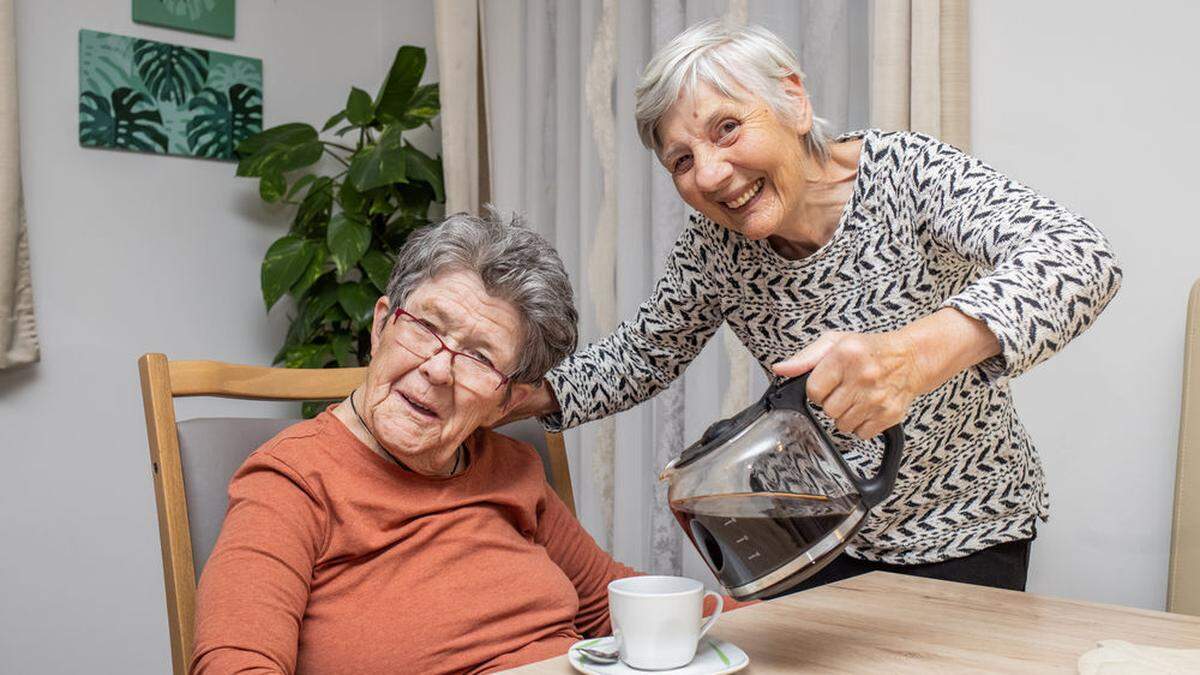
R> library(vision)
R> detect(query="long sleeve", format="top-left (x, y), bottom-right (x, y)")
top-left (190, 452), bottom-right (328, 675)
top-left (534, 482), bottom-right (639, 637)
top-left (544, 222), bottom-right (728, 431)
top-left (909, 135), bottom-right (1122, 383)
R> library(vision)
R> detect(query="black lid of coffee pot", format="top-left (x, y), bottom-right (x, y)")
top-left (674, 377), bottom-right (810, 470)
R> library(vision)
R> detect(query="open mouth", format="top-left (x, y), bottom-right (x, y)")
top-left (400, 392), bottom-right (440, 419)
top-left (723, 178), bottom-right (764, 211)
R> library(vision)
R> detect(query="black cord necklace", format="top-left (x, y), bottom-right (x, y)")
top-left (348, 389), bottom-right (462, 476)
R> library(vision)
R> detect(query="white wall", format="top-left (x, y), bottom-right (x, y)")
top-left (0, 2), bottom-right (437, 673)
top-left (972, 1), bottom-right (1200, 609)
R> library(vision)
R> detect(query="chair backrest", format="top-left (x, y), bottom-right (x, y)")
top-left (1170, 280), bottom-right (1200, 616)
top-left (138, 353), bottom-right (574, 675)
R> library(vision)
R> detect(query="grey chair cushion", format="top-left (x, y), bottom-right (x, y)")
top-left (176, 416), bottom-right (552, 576)
top-left (177, 417), bottom-right (299, 575)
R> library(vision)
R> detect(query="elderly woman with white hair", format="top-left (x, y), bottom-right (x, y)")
top-left (189, 212), bottom-right (752, 674)
top-left (513, 20), bottom-right (1122, 592)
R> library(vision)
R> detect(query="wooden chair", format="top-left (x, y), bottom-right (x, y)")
top-left (1170, 279), bottom-right (1200, 616)
top-left (137, 353), bottom-right (574, 675)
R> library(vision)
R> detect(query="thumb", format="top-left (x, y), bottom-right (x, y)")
top-left (772, 335), bottom-right (837, 378)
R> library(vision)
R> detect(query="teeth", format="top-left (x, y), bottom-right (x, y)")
top-left (725, 179), bottom-right (763, 209)
top-left (405, 395), bottom-right (435, 416)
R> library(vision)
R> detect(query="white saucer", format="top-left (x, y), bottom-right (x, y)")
top-left (567, 636), bottom-right (749, 674)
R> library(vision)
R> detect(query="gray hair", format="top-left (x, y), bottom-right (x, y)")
top-left (384, 209), bottom-right (578, 385)
top-left (634, 19), bottom-right (830, 163)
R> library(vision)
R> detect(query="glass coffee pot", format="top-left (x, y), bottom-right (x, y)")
top-left (661, 375), bottom-right (905, 600)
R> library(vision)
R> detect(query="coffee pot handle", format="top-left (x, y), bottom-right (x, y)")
top-left (858, 423), bottom-right (905, 509)
top-left (769, 374), bottom-right (905, 509)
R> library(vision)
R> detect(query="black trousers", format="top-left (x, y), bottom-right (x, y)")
top-left (777, 537), bottom-right (1034, 597)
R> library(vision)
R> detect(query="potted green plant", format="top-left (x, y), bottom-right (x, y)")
top-left (234, 46), bottom-right (443, 414)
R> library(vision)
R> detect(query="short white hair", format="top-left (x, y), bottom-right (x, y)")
top-left (634, 19), bottom-right (830, 163)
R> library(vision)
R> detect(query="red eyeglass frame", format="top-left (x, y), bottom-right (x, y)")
top-left (391, 307), bottom-right (512, 390)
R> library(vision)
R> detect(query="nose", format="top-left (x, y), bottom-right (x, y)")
top-left (419, 348), bottom-right (455, 385)
top-left (694, 150), bottom-right (732, 195)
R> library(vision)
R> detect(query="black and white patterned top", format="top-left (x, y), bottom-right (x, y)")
top-left (544, 130), bottom-right (1122, 564)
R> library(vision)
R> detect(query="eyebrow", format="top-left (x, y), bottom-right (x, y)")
top-left (421, 301), bottom-right (501, 355)
top-left (659, 104), bottom-right (739, 161)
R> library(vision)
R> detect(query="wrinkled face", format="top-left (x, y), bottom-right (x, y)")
top-left (360, 269), bottom-right (524, 473)
top-left (656, 78), bottom-right (812, 241)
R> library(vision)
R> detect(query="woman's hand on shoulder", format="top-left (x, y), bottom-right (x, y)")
top-left (494, 379), bottom-right (561, 427)
top-left (771, 330), bottom-right (924, 440)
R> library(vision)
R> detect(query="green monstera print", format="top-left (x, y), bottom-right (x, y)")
top-left (133, 39), bottom-right (210, 105)
top-left (187, 84), bottom-right (263, 158)
top-left (79, 30), bottom-right (261, 159)
top-left (79, 88), bottom-right (169, 153)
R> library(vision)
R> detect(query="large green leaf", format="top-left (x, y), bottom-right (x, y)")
top-left (308, 282), bottom-right (341, 324)
top-left (337, 281), bottom-right (378, 328)
top-left (360, 250), bottom-right (394, 293)
top-left (368, 190), bottom-right (394, 216)
top-left (236, 123), bottom-right (323, 177)
top-left (132, 39), bottom-right (209, 105)
top-left (346, 125), bottom-right (406, 191)
top-left (402, 143), bottom-right (444, 202)
top-left (321, 303), bottom-right (350, 327)
top-left (394, 83), bottom-right (439, 130)
top-left (294, 176), bottom-right (333, 234)
top-left (186, 84), bottom-right (263, 159)
top-left (337, 180), bottom-right (366, 216)
top-left (284, 342), bottom-right (333, 369)
top-left (261, 236), bottom-right (315, 310)
top-left (290, 241), bottom-right (330, 299)
top-left (272, 279), bottom-right (338, 366)
top-left (345, 87), bottom-right (374, 126)
top-left (374, 46), bottom-right (426, 125)
top-left (259, 172), bottom-right (285, 202)
top-left (286, 174), bottom-right (318, 200)
top-left (327, 214), bottom-right (371, 276)
top-left (79, 88), bottom-right (168, 153)
top-left (331, 333), bottom-right (356, 367)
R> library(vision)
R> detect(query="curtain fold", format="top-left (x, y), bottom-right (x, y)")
top-left (0, 0), bottom-right (37, 370)
top-left (870, 0), bottom-right (970, 150)
top-left (434, 0), bottom-right (486, 215)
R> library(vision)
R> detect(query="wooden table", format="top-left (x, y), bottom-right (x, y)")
top-left (506, 572), bottom-right (1200, 673)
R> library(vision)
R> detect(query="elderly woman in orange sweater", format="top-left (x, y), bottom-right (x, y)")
top-left (191, 212), bottom-right (733, 674)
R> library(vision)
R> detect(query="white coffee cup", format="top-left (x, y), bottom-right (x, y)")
top-left (607, 575), bottom-right (724, 670)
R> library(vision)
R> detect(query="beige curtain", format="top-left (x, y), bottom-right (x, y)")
top-left (0, 0), bottom-right (37, 369)
top-left (434, 0), bottom-right (488, 215)
top-left (870, 0), bottom-right (970, 150)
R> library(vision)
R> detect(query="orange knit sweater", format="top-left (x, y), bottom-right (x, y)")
top-left (191, 412), bottom-right (641, 674)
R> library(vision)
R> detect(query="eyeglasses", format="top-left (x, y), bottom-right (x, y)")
top-left (390, 308), bottom-right (511, 393)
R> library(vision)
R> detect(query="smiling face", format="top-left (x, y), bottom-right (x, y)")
top-left (656, 76), bottom-right (815, 242)
top-left (358, 269), bottom-right (526, 474)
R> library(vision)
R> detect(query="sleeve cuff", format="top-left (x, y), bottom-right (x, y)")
top-left (942, 295), bottom-right (1020, 387)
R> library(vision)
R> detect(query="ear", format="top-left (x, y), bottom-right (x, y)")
top-left (368, 296), bottom-right (392, 359)
top-left (780, 73), bottom-right (813, 136)
top-left (483, 382), bottom-right (537, 427)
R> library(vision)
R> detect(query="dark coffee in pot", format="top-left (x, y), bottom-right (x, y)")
top-left (670, 492), bottom-right (861, 594)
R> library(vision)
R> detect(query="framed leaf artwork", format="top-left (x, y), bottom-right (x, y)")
top-left (78, 29), bottom-right (262, 160)
top-left (132, 0), bottom-right (235, 39)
